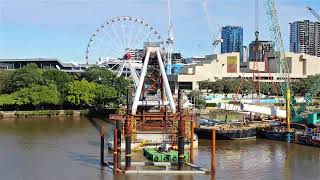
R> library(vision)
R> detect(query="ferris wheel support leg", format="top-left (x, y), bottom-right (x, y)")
top-left (156, 49), bottom-right (176, 114)
top-left (132, 48), bottom-right (151, 115)
top-left (128, 61), bottom-right (139, 88)
top-left (117, 62), bottom-right (126, 77)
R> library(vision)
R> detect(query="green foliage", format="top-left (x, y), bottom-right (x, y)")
top-left (65, 80), bottom-right (96, 107)
top-left (6, 63), bottom-right (47, 92)
top-left (0, 70), bottom-right (12, 93)
top-left (94, 84), bottom-right (118, 109)
top-left (188, 90), bottom-right (206, 108)
top-left (82, 65), bottom-right (116, 85)
top-left (43, 69), bottom-right (73, 91)
top-left (199, 79), bottom-right (282, 96)
top-left (0, 94), bottom-right (15, 106)
top-left (0, 64), bottom-right (128, 111)
top-left (82, 66), bottom-right (130, 95)
top-left (199, 79), bottom-right (242, 95)
top-left (0, 84), bottom-right (60, 107)
top-left (12, 84), bottom-right (60, 106)
top-left (292, 75), bottom-right (320, 96)
top-left (206, 103), bottom-right (217, 107)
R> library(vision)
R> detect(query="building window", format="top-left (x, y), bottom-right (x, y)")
top-left (0, 65), bottom-right (8, 69)
top-left (178, 82), bottom-right (192, 90)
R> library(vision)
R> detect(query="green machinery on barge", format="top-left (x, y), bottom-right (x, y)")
top-left (143, 148), bottom-right (189, 162)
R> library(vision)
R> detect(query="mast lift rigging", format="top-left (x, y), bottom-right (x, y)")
top-left (265, 0), bottom-right (320, 125)
top-left (306, 6), bottom-right (320, 21)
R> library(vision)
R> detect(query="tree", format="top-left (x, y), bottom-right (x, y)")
top-left (0, 94), bottom-right (15, 106)
top-left (238, 79), bottom-right (250, 97)
top-left (291, 75), bottom-right (320, 96)
top-left (65, 80), bottom-right (96, 108)
top-left (43, 69), bottom-right (73, 91)
top-left (94, 84), bottom-right (118, 109)
top-left (29, 84), bottom-right (60, 106)
top-left (199, 80), bottom-right (212, 92)
top-left (6, 63), bottom-right (47, 93)
top-left (0, 70), bottom-right (12, 93)
top-left (188, 90), bottom-right (206, 108)
top-left (82, 65), bottom-right (116, 85)
top-left (10, 84), bottom-right (60, 108)
top-left (210, 80), bottom-right (223, 94)
top-left (82, 65), bottom-right (130, 96)
top-left (43, 69), bottom-right (73, 106)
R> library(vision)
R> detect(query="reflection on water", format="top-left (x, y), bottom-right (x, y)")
top-left (0, 117), bottom-right (320, 180)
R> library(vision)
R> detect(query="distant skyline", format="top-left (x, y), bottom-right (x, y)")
top-left (0, 0), bottom-right (319, 63)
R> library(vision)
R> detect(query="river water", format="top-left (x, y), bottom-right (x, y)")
top-left (0, 117), bottom-right (320, 180)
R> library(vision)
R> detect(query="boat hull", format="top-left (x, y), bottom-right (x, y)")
top-left (195, 127), bottom-right (256, 140)
top-left (256, 130), bottom-right (293, 142)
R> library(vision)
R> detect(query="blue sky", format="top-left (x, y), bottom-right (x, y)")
top-left (0, 0), bottom-right (319, 63)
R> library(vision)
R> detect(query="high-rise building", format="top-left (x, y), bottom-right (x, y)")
top-left (290, 20), bottom-right (320, 57)
top-left (171, 53), bottom-right (184, 64)
top-left (221, 26), bottom-right (244, 62)
top-left (249, 41), bottom-right (274, 62)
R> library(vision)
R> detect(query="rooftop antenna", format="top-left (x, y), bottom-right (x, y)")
top-left (166, 0), bottom-right (174, 75)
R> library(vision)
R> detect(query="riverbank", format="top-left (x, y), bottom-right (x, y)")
top-left (0, 110), bottom-right (86, 118)
top-left (0, 109), bottom-right (117, 118)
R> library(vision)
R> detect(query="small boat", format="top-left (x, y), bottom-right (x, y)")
top-left (297, 133), bottom-right (320, 147)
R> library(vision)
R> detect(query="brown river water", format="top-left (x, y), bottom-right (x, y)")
top-left (0, 117), bottom-right (320, 180)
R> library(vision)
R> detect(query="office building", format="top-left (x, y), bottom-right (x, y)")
top-left (249, 41), bottom-right (274, 62)
top-left (290, 20), bottom-right (320, 57)
top-left (221, 26), bottom-right (244, 62)
top-left (168, 52), bottom-right (320, 92)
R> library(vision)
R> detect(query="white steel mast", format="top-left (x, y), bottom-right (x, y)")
top-left (166, 0), bottom-right (174, 75)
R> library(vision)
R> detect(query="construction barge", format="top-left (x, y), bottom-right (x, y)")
top-left (257, 124), bottom-right (320, 147)
top-left (195, 117), bottom-right (270, 140)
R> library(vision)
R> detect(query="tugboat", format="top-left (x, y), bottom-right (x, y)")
top-left (296, 128), bottom-right (320, 147)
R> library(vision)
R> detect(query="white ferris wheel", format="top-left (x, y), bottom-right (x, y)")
top-left (85, 16), bottom-right (165, 87)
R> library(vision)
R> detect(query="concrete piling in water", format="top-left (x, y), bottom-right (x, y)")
top-left (100, 126), bottom-right (105, 166)
top-left (190, 120), bottom-right (194, 163)
top-left (125, 87), bottom-right (133, 169)
top-left (211, 129), bottom-right (216, 174)
top-left (116, 120), bottom-right (122, 170)
top-left (178, 89), bottom-right (185, 170)
top-left (125, 135), bottom-right (132, 169)
top-left (113, 128), bottom-right (118, 174)
top-left (178, 136), bottom-right (185, 170)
